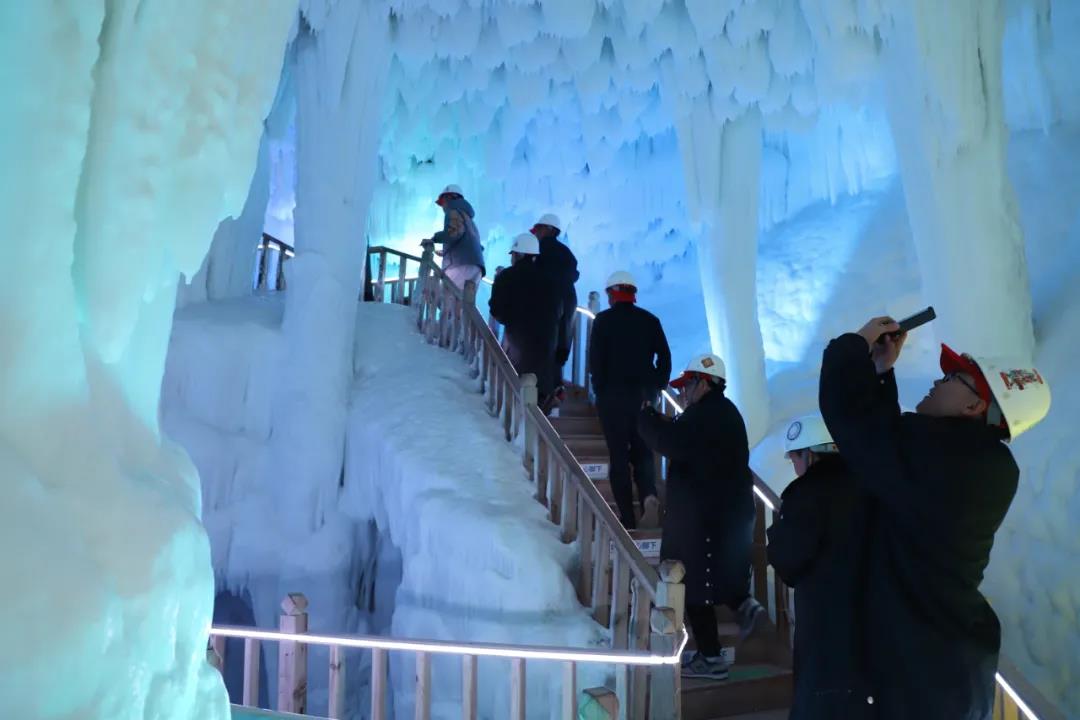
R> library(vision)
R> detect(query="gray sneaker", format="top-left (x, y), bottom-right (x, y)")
top-left (680, 652), bottom-right (730, 681)
top-left (737, 597), bottom-right (765, 641)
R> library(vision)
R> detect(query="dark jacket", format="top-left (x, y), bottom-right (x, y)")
top-left (589, 303), bottom-right (671, 401)
top-left (489, 258), bottom-right (562, 395)
top-left (767, 454), bottom-right (871, 719)
top-left (638, 389), bottom-right (754, 606)
top-left (537, 234), bottom-right (579, 364)
top-left (819, 333), bottom-right (1018, 720)
top-left (431, 196), bottom-right (485, 274)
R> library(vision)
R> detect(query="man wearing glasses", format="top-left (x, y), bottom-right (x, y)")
top-left (819, 316), bottom-right (1050, 719)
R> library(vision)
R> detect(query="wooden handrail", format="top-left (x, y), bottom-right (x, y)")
top-left (367, 245), bottom-right (422, 263)
top-left (411, 248), bottom-right (679, 717)
top-left (526, 404), bottom-right (660, 599)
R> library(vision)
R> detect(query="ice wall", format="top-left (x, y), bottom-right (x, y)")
top-left (0, 2), bottom-right (294, 718)
top-left (882, 0), bottom-right (1034, 360)
top-left (271, 0), bottom-right (393, 536)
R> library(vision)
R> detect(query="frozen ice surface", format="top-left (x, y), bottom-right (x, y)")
top-left (0, 1), bottom-right (293, 718)
top-left (344, 303), bottom-right (608, 718)
top-left (163, 300), bottom-right (608, 717)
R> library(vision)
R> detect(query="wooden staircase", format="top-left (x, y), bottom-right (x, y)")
top-left (550, 390), bottom-right (793, 719)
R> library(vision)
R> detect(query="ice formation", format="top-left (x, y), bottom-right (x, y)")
top-left (0, 1), bottom-right (294, 717)
top-left (152, 0), bottom-right (1080, 715)
top-left (162, 301), bottom-right (609, 717)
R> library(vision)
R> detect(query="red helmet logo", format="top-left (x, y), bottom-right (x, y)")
top-left (1000, 368), bottom-right (1045, 391)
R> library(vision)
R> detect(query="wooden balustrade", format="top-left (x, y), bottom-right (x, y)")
top-left (366, 245), bottom-right (423, 305)
top-left (210, 593), bottom-right (684, 720)
top-left (409, 248), bottom-right (684, 718)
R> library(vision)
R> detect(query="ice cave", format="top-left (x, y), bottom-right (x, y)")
top-left (1, 0), bottom-right (1078, 719)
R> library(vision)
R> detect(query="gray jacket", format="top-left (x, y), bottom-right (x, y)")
top-left (432, 196), bottom-right (485, 275)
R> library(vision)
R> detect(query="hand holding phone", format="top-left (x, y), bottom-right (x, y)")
top-left (891, 306), bottom-right (936, 337)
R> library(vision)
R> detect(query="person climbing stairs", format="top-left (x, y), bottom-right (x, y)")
top-left (550, 387), bottom-right (794, 719)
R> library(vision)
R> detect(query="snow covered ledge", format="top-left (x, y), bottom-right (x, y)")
top-left (344, 303), bottom-right (607, 717)
top-left (0, 3), bottom-right (293, 717)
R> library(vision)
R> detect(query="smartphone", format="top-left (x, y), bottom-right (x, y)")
top-left (893, 306), bottom-right (936, 336)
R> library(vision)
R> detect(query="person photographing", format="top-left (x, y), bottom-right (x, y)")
top-left (819, 316), bottom-right (1051, 719)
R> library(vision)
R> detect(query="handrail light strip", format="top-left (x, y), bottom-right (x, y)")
top-left (209, 626), bottom-right (688, 667)
top-left (995, 673), bottom-right (1040, 720)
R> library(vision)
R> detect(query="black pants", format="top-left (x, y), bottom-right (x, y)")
top-left (596, 392), bottom-right (657, 529)
top-left (686, 604), bottom-right (721, 657)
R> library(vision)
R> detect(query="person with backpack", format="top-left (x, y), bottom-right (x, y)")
top-left (423, 184), bottom-right (485, 289)
top-left (489, 233), bottom-right (563, 404)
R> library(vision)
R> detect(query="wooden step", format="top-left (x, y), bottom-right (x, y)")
top-left (681, 665), bottom-right (793, 720)
top-left (550, 415), bottom-right (602, 435)
top-left (562, 435), bottom-right (610, 457)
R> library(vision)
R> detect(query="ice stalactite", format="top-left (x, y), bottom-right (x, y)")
top-left (0, 1), bottom-right (294, 718)
top-left (674, 100), bottom-right (771, 443)
top-left (882, 0), bottom-right (1035, 359)
top-left (270, 0), bottom-right (392, 535)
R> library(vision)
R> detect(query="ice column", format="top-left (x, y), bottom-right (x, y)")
top-left (0, 1), bottom-right (293, 718)
top-left (270, 0), bottom-right (392, 533)
top-left (676, 100), bottom-right (770, 443)
top-left (882, 0), bottom-right (1035, 359)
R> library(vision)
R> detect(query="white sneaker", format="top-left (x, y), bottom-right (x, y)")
top-left (639, 495), bottom-right (661, 528)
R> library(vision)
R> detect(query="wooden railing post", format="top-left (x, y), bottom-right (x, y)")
top-left (648, 607), bottom-right (681, 720)
top-left (328, 645), bottom-right (345, 719)
top-left (655, 560), bottom-right (686, 629)
top-left (371, 647), bottom-right (387, 720)
top-left (417, 245), bottom-right (435, 332)
top-left (375, 250), bottom-right (388, 303)
top-left (580, 687), bottom-right (619, 719)
top-left (277, 593), bottom-right (309, 714)
top-left (242, 638), bottom-right (260, 707)
top-left (395, 255), bottom-right (408, 304)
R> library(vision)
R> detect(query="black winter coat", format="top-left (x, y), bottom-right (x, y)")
top-left (489, 259), bottom-right (563, 395)
top-left (767, 454), bottom-right (873, 719)
top-left (638, 390), bottom-right (754, 606)
top-left (590, 303), bottom-right (672, 402)
top-left (819, 333), bottom-right (1018, 720)
top-left (538, 235), bottom-right (579, 363)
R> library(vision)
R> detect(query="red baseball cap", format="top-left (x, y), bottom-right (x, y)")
top-left (939, 344), bottom-right (993, 405)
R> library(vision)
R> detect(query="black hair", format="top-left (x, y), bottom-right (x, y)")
top-left (708, 377), bottom-right (727, 393)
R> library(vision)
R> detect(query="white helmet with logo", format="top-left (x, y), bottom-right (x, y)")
top-left (536, 213), bottom-right (562, 230)
top-left (974, 357), bottom-right (1051, 441)
top-left (605, 270), bottom-right (637, 290)
top-left (939, 344), bottom-right (1051, 441)
top-left (510, 232), bottom-right (539, 255)
top-left (670, 353), bottom-right (726, 388)
top-left (784, 414), bottom-right (838, 454)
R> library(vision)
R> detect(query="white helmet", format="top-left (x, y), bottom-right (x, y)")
top-left (441, 184), bottom-right (464, 197)
top-left (536, 213), bottom-right (562, 230)
top-left (670, 353), bottom-right (726, 388)
top-left (510, 232), bottom-right (539, 255)
top-left (940, 345), bottom-right (1051, 441)
top-left (784, 414), bottom-right (838, 454)
top-left (605, 270), bottom-right (637, 290)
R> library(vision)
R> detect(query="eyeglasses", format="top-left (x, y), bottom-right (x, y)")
top-left (944, 371), bottom-right (981, 398)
